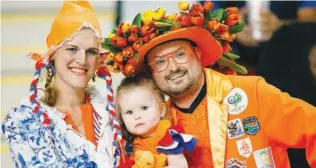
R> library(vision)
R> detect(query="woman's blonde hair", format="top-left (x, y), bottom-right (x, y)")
top-left (43, 62), bottom-right (58, 106)
top-left (116, 73), bottom-right (168, 143)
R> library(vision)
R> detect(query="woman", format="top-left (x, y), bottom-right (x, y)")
top-left (1, 1), bottom-right (122, 167)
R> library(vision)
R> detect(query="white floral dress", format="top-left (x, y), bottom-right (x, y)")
top-left (1, 87), bottom-right (115, 168)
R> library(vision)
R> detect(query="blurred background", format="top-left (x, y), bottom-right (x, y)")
top-left (1, 1), bottom-right (315, 167)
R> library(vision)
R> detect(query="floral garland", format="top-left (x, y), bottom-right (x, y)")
top-left (102, 1), bottom-right (247, 77)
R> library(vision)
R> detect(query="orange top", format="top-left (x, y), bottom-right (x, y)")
top-left (133, 120), bottom-right (171, 154)
top-left (63, 103), bottom-right (97, 146)
top-left (169, 69), bottom-right (316, 168)
top-left (174, 97), bottom-right (213, 168)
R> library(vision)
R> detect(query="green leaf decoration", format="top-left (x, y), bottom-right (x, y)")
top-left (223, 53), bottom-right (240, 59)
top-left (111, 28), bottom-right (117, 34)
top-left (211, 9), bottom-right (224, 22)
top-left (217, 56), bottom-right (248, 74)
top-left (159, 19), bottom-right (180, 26)
top-left (103, 38), bottom-right (112, 46)
top-left (135, 53), bottom-right (139, 62)
top-left (107, 46), bottom-right (121, 53)
top-left (229, 22), bottom-right (245, 34)
top-left (132, 13), bottom-right (142, 27)
top-left (204, 10), bottom-right (212, 27)
top-left (154, 22), bottom-right (176, 28)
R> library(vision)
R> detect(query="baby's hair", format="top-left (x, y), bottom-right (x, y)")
top-left (116, 73), bottom-right (167, 143)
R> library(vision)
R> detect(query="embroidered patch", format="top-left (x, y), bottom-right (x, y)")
top-left (227, 118), bottom-right (245, 139)
top-left (223, 88), bottom-right (248, 115)
top-left (243, 116), bottom-right (260, 135)
top-left (253, 147), bottom-right (276, 168)
top-left (236, 137), bottom-right (253, 158)
top-left (226, 158), bottom-right (247, 168)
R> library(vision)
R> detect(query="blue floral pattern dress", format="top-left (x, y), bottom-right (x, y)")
top-left (2, 87), bottom-right (115, 168)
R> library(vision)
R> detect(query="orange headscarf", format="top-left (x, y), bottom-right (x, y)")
top-left (31, 0), bottom-right (103, 63)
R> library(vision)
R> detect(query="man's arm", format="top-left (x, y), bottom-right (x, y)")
top-left (256, 77), bottom-right (316, 167)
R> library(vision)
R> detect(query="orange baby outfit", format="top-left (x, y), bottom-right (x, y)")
top-left (63, 101), bottom-right (97, 146)
top-left (132, 120), bottom-right (171, 167)
top-left (133, 120), bottom-right (171, 154)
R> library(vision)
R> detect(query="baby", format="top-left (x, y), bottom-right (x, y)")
top-left (116, 74), bottom-right (196, 168)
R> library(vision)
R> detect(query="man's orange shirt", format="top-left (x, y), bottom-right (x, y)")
top-left (169, 69), bottom-right (316, 168)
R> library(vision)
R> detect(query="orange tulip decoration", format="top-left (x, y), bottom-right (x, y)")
top-left (102, 1), bottom-right (247, 77)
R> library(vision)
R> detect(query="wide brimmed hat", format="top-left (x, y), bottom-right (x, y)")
top-left (103, 1), bottom-right (247, 77)
top-left (137, 26), bottom-right (222, 72)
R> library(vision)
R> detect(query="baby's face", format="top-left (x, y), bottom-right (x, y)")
top-left (119, 86), bottom-right (164, 138)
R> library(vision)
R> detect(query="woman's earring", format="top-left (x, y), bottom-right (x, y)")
top-left (92, 75), bottom-right (96, 82)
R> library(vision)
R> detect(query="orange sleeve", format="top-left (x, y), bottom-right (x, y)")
top-left (256, 77), bottom-right (316, 167)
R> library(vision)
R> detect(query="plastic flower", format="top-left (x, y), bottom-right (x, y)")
top-left (203, 1), bottom-right (213, 13)
top-left (222, 41), bottom-right (232, 54)
top-left (132, 39), bottom-right (143, 52)
top-left (226, 13), bottom-right (240, 27)
top-left (178, 13), bottom-right (191, 27)
top-left (207, 19), bottom-right (220, 32)
top-left (178, 1), bottom-right (189, 11)
top-left (142, 10), bottom-right (155, 25)
top-left (114, 52), bottom-right (124, 63)
top-left (116, 36), bottom-right (128, 48)
top-left (130, 25), bottom-right (140, 33)
top-left (192, 3), bottom-right (204, 16)
top-left (123, 63), bottom-right (136, 77)
top-left (122, 46), bottom-right (135, 58)
top-left (191, 16), bottom-right (205, 27)
top-left (153, 8), bottom-right (166, 21)
top-left (128, 33), bottom-right (138, 43)
top-left (165, 13), bottom-right (177, 21)
top-left (121, 23), bottom-right (131, 34)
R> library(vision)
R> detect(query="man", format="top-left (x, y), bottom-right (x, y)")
top-left (135, 26), bottom-right (316, 168)
top-left (105, 2), bottom-right (316, 167)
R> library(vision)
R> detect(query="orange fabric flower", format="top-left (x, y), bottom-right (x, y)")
top-left (140, 24), bottom-right (156, 37)
top-left (203, 1), bottom-right (213, 13)
top-left (123, 63), bottom-right (136, 77)
top-left (128, 33), bottom-right (138, 43)
top-left (192, 3), bottom-right (204, 16)
top-left (207, 19), bottom-right (219, 32)
top-left (123, 46), bottom-right (135, 58)
top-left (222, 42), bottom-right (232, 54)
top-left (178, 13), bottom-right (191, 27)
top-left (114, 52), bottom-right (124, 63)
top-left (117, 37), bottom-right (128, 48)
top-left (132, 39), bottom-right (143, 52)
top-left (226, 7), bottom-right (239, 15)
top-left (226, 13), bottom-right (240, 27)
top-left (191, 16), bottom-right (205, 27)
top-left (130, 25), bottom-right (140, 33)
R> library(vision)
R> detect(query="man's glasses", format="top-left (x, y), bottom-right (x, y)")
top-left (149, 48), bottom-right (193, 72)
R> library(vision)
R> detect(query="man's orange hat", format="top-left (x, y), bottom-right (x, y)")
top-left (137, 26), bottom-right (222, 73)
top-left (103, 1), bottom-right (247, 77)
